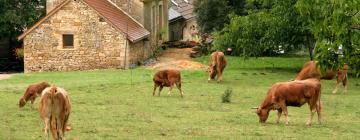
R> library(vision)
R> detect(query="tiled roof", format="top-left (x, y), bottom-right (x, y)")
top-left (18, 0), bottom-right (149, 43)
top-left (169, 7), bottom-right (182, 21)
top-left (171, 0), bottom-right (195, 20)
top-left (84, 0), bottom-right (149, 42)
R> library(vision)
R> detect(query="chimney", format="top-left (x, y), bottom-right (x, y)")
top-left (46, 0), bottom-right (64, 14)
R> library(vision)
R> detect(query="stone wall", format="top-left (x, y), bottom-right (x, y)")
top-left (182, 19), bottom-right (198, 41)
top-left (24, 0), bottom-right (127, 73)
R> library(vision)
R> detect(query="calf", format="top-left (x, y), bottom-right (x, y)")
top-left (254, 78), bottom-right (322, 126)
top-left (294, 61), bottom-right (321, 80)
top-left (19, 81), bottom-right (50, 109)
top-left (39, 86), bottom-right (71, 140)
top-left (153, 69), bottom-right (184, 97)
top-left (332, 64), bottom-right (349, 94)
top-left (208, 51), bottom-right (227, 82)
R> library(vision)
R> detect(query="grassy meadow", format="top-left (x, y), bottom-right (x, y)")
top-left (1, 56), bottom-right (360, 139)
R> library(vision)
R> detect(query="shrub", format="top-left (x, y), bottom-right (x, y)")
top-left (14, 47), bottom-right (24, 60)
top-left (222, 88), bottom-right (233, 103)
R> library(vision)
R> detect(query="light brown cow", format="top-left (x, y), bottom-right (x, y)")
top-left (208, 51), bottom-right (227, 82)
top-left (294, 61), bottom-right (321, 80)
top-left (39, 86), bottom-right (71, 140)
top-left (19, 81), bottom-right (50, 109)
top-left (254, 78), bottom-right (322, 126)
top-left (332, 64), bottom-right (349, 94)
top-left (153, 69), bottom-right (184, 97)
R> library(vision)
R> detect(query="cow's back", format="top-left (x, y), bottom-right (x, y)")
top-left (295, 61), bottom-right (321, 80)
top-left (153, 69), bottom-right (181, 87)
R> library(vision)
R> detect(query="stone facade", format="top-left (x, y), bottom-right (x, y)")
top-left (21, 0), bottom-right (169, 73)
top-left (182, 19), bottom-right (198, 41)
top-left (24, 0), bottom-right (127, 72)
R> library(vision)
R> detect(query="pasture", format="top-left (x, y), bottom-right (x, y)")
top-left (0, 56), bottom-right (360, 139)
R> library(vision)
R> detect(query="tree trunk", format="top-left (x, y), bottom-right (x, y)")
top-left (307, 35), bottom-right (315, 60)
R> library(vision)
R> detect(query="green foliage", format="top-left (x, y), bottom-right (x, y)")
top-left (0, 0), bottom-right (46, 39)
top-left (13, 47), bottom-right (24, 60)
top-left (296, 0), bottom-right (360, 75)
top-left (222, 88), bottom-right (233, 103)
top-left (214, 0), bottom-right (309, 57)
top-left (194, 0), bottom-right (230, 33)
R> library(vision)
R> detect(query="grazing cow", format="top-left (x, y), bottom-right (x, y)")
top-left (254, 78), bottom-right (322, 125)
top-left (294, 61), bottom-right (321, 80)
top-left (153, 69), bottom-right (184, 97)
top-left (332, 64), bottom-right (349, 94)
top-left (19, 81), bottom-right (50, 109)
top-left (39, 86), bottom-right (71, 140)
top-left (208, 51), bottom-right (227, 82)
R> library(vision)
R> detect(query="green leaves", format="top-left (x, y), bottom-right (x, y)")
top-left (297, 0), bottom-right (360, 75)
top-left (214, 0), bottom-right (307, 57)
top-left (0, 0), bottom-right (46, 38)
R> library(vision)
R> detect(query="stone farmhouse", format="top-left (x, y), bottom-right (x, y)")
top-left (18, 0), bottom-right (169, 73)
top-left (168, 0), bottom-right (198, 41)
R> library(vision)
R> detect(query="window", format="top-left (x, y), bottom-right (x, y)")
top-left (63, 34), bottom-right (74, 48)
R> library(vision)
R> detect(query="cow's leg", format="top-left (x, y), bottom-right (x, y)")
top-left (57, 117), bottom-right (64, 140)
top-left (44, 118), bottom-right (50, 140)
top-left (153, 83), bottom-right (159, 96)
top-left (158, 86), bottom-right (163, 96)
top-left (332, 81), bottom-right (339, 94)
top-left (276, 109), bottom-right (282, 124)
top-left (280, 105), bottom-right (289, 125)
top-left (167, 85), bottom-right (173, 96)
top-left (216, 66), bottom-right (223, 82)
top-left (176, 82), bottom-right (184, 98)
top-left (306, 101), bottom-right (317, 126)
top-left (30, 98), bottom-right (35, 111)
top-left (343, 76), bottom-right (348, 94)
top-left (316, 100), bottom-right (322, 124)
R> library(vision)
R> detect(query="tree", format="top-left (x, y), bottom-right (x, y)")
top-left (213, 0), bottom-right (311, 58)
top-left (296, 0), bottom-right (360, 75)
top-left (194, 0), bottom-right (230, 33)
top-left (0, 0), bottom-right (46, 49)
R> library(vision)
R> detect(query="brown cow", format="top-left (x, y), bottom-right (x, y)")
top-left (153, 69), bottom-right (184, 97)
top-left (39, 86), bottom-right (71, 140)
top-left (19, 81), bottom-right (50, 109)
top-left (332, 64), bottom-right (349, 94)
top-left (294, 61), bottom-right (321, 80)
top-left (254, 78), bottom-right (322, 126)
top-left (208, 51), bottom-right (227, 82)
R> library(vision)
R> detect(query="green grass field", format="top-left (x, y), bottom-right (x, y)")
top-left (1, 56), bottom-right (360, 139)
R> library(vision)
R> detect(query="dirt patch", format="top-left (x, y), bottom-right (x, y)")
top-left (146, 48), bottom-right (208, 70)
top-left (0, 74), bottom-right (13, 80)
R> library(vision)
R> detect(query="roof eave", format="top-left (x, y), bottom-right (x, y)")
top-left (129, 33), bottom-right (150, 43)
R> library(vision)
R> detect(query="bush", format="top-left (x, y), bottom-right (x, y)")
top-left (221, 88), bottom-right (233, 103)
top-left (14, 47), bottom-right (24, 60)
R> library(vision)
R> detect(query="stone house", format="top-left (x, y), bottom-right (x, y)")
top-left (169, 0), bottom-right (198, 41)
top-left (18, 0), bottom-right (168, 73)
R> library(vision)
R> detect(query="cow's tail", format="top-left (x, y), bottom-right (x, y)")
top-left (49, 115), bottom-right (59, 139)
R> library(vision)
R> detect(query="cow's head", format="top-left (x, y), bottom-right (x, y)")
top-left (19, 98), bottom-right (26, 108)
top-left (253, 107), bottom-right (270, 123)
top-left (207, 66), bottom-right (217, 79)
